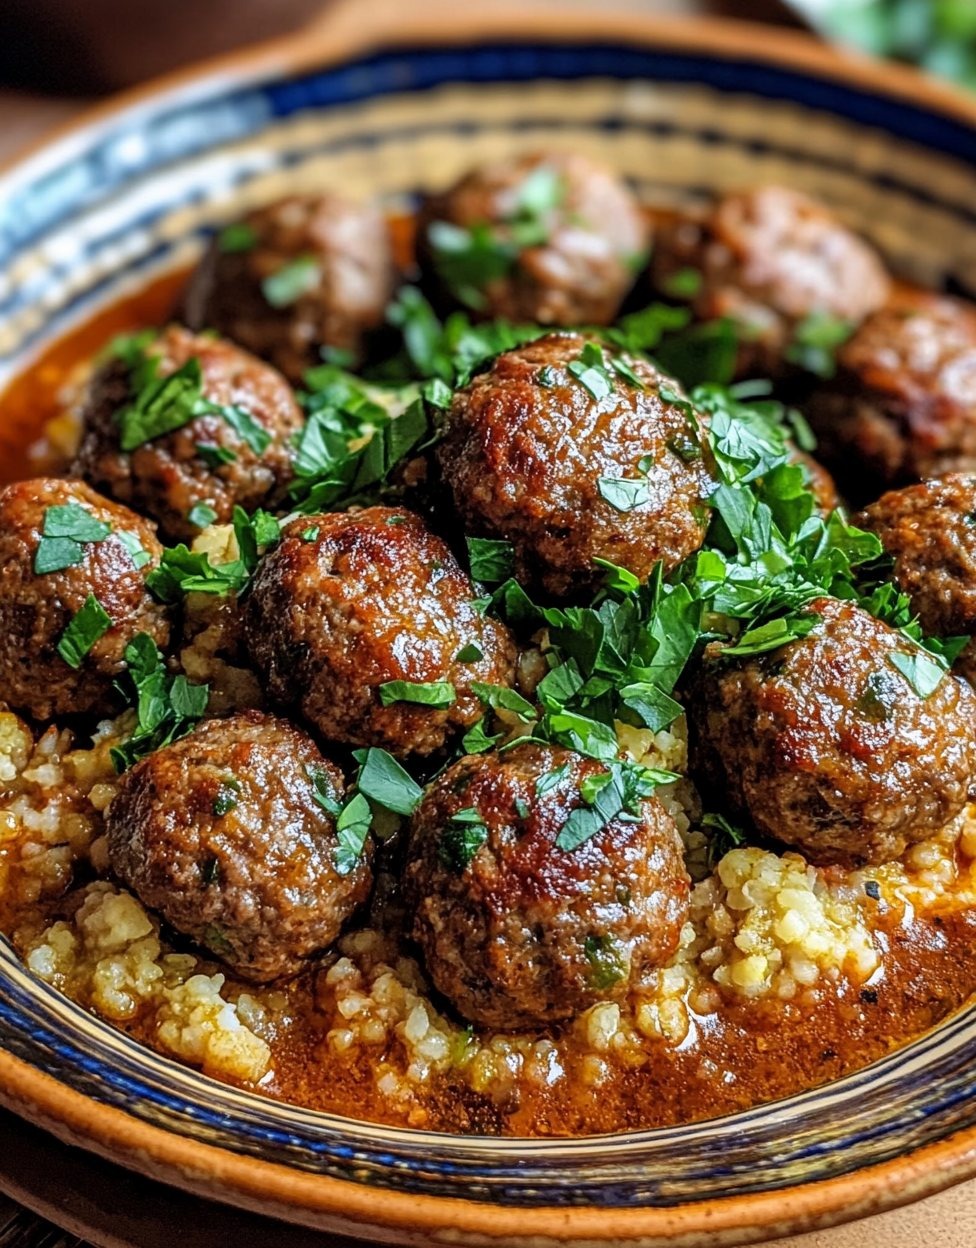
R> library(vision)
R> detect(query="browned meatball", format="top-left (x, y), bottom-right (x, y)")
top-left (404, 743), bottom-right (690, 1029)
top-left (0, 478), bottom-right (169, 721)
top-left (806, 291), bottom-right (976, 490)
top-left (859, 474), bottom-right (976, 685)
top-left (182, 195), bottom-right (395, 382)
top-left (420, 151), bottom-right (649, 325)
top-left (792, 446), bottom-right (839, 516)
top-left (106, 711), bottom-right (372, 982)
top-left (244, 507), bottom-right (517, 757)
top-left (651, 187), bottom-right (890, 378)
top-left (437, 332), bottom-right (714, 598)
top-left (688, 597), bottom-right (976, 868)
top-left (72, 325), bottom-right (303, 542)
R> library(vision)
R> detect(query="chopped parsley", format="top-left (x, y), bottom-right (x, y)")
top-left (353, 747), bottom-right (423, 816)
top-left (438, 807), bottom-right (488, 871)
top-left (187, 503), bottom-right (218, 529)
top-left (378, 680), bottom-right (457, 708)
top-left (57, 594), bottom-right (112, 668)
top-left (466, 537), bottom-right (515, 585)
top-left (218, 222), bottom-right (258, 253)
top-left (35, 503), bottom-right (111, 574)
top-left (598, 455), bottom-right (657, 513)
top-left (196, 443), bottom-right (237, 468)
top-left (888, 647), bottom-right (947, 698)
top-left (147, 507), bottom-right (280, 603)
top-left (661, 266), bottom-right (703, 299)
top-left (110, 634), bottom-right (209, 771)
top-left (212, 776), bottom-right (241, 817)
top-left (583, 934), bottom-right (627, 991)
top-left (455, 642), bottom-right (484, 663)
top-left (567, 342), bottom-right (615, 402)
top-left (784, 312), bottom-right (854, 379)
top-left (261, 255), bottom-right (320, 308)
top-left (333, 794), bottom-right (373, 875)
top-left (117, 530), bottom-right (152, 569)
top-left (701, 812), bottom-right (747, 866)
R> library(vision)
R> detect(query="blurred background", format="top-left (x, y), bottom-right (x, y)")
top-left (0, 0), bottom-right (973, 166)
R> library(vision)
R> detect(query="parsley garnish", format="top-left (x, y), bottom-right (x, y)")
top-left (110, 634), bottom-right (209, 771)
top-left (784, 312), bottom-right (854, 379)
top-left (661, 266), bottom-right (703, 299)
top-left (568, 342), bottom-right (615, 402)
top-left (212, 776), bottom-right (241, 816)
top-left (187, 503), bottom-right (218, 529)
top-left (262, 255), bottom-right (320, 308)
top-left (466, 537), bottom-right (515, 584)
top-left (117, 357), bottom-right (206, 451)
top-left (117, 530), bottom-right (152, 569)
top-left (196, 443), bottom-right (237, 468)
top-left (57, 594), bottom-right (112, 668)
top-left (438, 807), bottom-right (488, 871)
top-left (455, 642), bottom-right (484, 663)
top-left (147, 507), bottom-right (279, 603)
top-left (353, 747), bottom-right (423, 816)
top-left (378, 680), bottom-right (457, 708)
top-left (218, 222), bottom-right (257, 253)
top-left (34, 503), bottom-right (111, 574)
top-left (583, 934), bottom-right (627, 990)
top-left (888, 647), bottom-right (947, 698)
top-left (333, 794), bottom-right (372, 876)
top-left (701, 812), bottom-right (747, 867)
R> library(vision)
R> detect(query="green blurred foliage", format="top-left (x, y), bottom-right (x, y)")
top-left (818, 0), bottom-right (976, 88)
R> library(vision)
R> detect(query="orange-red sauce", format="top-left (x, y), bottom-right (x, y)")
top-left (1, 222), bottom-right (975, 1136)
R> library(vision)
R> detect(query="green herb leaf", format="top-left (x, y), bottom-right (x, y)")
top-left (117, 357), bottom-right (206, 452)
top-left (378, 680), bottom-right (457, 708)
top-left (187, 503), bottom-right (218, 529)
top-left (470, 681), bottom-right (535, 721)
top-left (262, 255), bottom-right (320, 308)
top-left (217, 404), bottom-right (271, 456)
top-left (212, 776), bottom-right (241, 817)
top-left (334, 792), bottom-right (372, 875)
top-left (888, 648), bottom-right (947, 698)
top-left (110, 633), bottom-right (209, 771)
top-left (117, 530), bottom-right (152, 569)
top-left (196, 442), bottom-right (237, 468)
top-left (354, 747), bottom-right (424, 816)
top-left (438, 807), bottom-right (488, 871)
top-left (466, 537), bottom-right (515, 584)
top-left (42, 503), bottom-right (111, 543)
top-left (784, 312), bottom-right (854, 379)
top-left (34, 536), bottom-right (85, 574)
top-left (583, 933), bottom-right (627, 990)
top-left (461, 717), bottom-right (503, 754)
top-left (568, 342), bottom-right (614, 402)
top-left (661, 266), bottom-right (703, 299)
top-left (57, 594), bottom-right (112, 668)
top-left (455, 642), bottom-right (484, 663)
top-left (218, 222), bottom-right (258, 253)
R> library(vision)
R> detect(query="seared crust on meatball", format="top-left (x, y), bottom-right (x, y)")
top-left (72, 325), bottom-right (303, 542)
top-left (651, 187), bottom-right (890, 378)
top-left (106, 711), bottom-right (372, 982)
top-left (420, 151), bottom-right (649, 325)
top-left (859, 474), bottom-right (976, 685)
top-left (806, 292), bottom-right (976, 490)
top-left (437, 333), bottom-right (714, 598)
top-left (688, 597), bottom-right (976, 867)
top-left (0, 478), bottom-right (169, 720)
top-left (404, 743), bottom-right (690, 1029)
top-left (244, 507), bottom-right (517, 757)
top-left (182, 195), bottom-right (395, 382)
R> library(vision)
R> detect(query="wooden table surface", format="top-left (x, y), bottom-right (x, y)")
top-left (1, 1), bottom-right (976, 1243)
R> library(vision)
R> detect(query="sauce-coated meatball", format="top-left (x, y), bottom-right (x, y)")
top-left (404, 743), bottom-right (690, 1029)
top-left (182, 195), bottom-right (395, 382)
top-left (0, 478), bottom-right (169, 720)
top-left (244, 507), bottom-right (517, 757)
top-left (859, 474), bottom-right (976, 685)
top-left (72, 326), bottom-right (303, 542)
top-left (806, 291), bottom-right (976, 491)
top-left (420, 152), bottom-right (649, 325)
top-left (437, 333), bottom-right (714, 598)
top-left (688, 597), bottom-right (976, 867)
top-left (106, 711), bottom-right (372, 982)
top-left (651, 187), bottom-right (890, 378)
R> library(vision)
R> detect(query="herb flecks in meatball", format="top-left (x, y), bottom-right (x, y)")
top-left (420, 152), bottom-right (649, 325)
top-left (0, 478), bottom-right (169, 720)
top-left (437, 332), bottom-right (714, 598)
top-left (106, 711), bottom-right (372, 982)
top-left (651, 186), bottom-right (890, 379)
top-left (859, 474), bottom-right (976, 685)
top-left (688, 597), bottom-right (976, 867)
top-left (404, 743), bottom-right (690, 1030)
top-left (806, 291), bottom-right (976, 492)
top-left (244, 507), bottom-right (517, 757)
top-left (72, 326), bottom-right (303, 542)
top-left (182, 195), bottom-right (395, 382)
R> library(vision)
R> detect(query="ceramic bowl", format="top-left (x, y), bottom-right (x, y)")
top-left (1, 12), bottom-right (976, 1246)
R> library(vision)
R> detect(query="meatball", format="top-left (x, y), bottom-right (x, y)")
top-left (688, 597), bottom-right (976, 867)
top-left (419, 151), bottom-right (649, 325)
top-left (106, 711), bottom-right (372, 982)
top-left (437, 333), bottom-right (714, 598)
top-left (182, 194), bottom-right (395, 382)
top-left (244, 507), bottom-right (517, 757)
top-left (859, 474), bottom-right (976, 685)
top-left (651, 187), bottom-right (890, 378)
top-left (792, 446), bottom-right (839, 516)
top-left (404, 743), bottom-right (690, 1029)
top-left (72, 325), bottom-right (303, 542)
top-left (0, 478), bottom-right (169, 721)
top-left (806, 291), bottom-right (976, 492)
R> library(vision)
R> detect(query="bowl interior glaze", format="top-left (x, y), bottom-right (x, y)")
top-left (1, 16), bottom-right (976, 1246)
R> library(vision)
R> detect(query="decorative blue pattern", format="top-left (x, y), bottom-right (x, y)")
top-left (0, 32), bottom-right (975, 1214)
